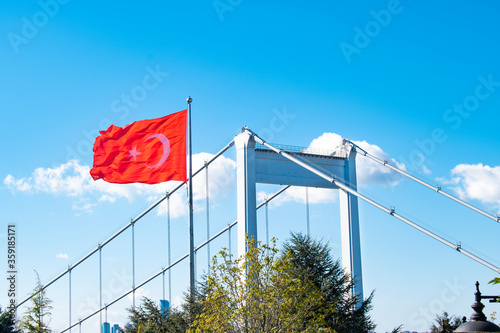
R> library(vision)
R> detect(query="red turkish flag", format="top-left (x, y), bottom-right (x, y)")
top-left (90, 110), bottom-right (187, 184)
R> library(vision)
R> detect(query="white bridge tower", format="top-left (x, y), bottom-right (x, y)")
top-left (235, 130), bottom-right (363, 302)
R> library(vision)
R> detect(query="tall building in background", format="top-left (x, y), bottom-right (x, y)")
top-left (101, 322), bottom-right (110, 333)
top-left (161, 299), bottom-right (170, 317)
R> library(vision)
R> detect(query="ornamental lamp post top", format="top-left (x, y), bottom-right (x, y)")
top-left (455, 281), bottom-right (500, 332)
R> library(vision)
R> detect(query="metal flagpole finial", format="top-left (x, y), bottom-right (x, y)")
top-left (187, 96), bottom-right (192, 103)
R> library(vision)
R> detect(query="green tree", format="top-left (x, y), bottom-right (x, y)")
top-left (190, 237), bottom-right (334, 332)
top-left (386, 325), bottom-right (403, 333)
top-left (19, 273), bottom-right (52, 333)
top-left (0, 307), bottom-right (20, 333)
top-left (283, 233), bottom-right (376, 333)
top-left (124, 297), bottom-right (188, 333)
top-left (430, 311), bottom-right (463, 333)
top-left (178, 280), bottom-right (209, 330)
top-left (124, 276), bottom-right (209, 332)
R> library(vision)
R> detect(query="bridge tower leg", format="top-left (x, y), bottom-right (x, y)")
top-left (235, 132), bottom-right (257, 259)
top-left (339, 148), bottom-right (364, 306)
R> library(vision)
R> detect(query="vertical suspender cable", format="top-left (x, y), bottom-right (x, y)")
top-left (228, 223), bottom-right (232, 257)
top-left (58, 184), bottom-right (290, 333)
top-left (205, 162), bottom-right (210, 271)
top-left (99, 245), bottom-right (102, 329)
top-left (162, 270), bottom-right (165, 303)
top-left (162, 192), bottom-right (168, 302)
top-left (265, 200), bottom-right (269, 247)
top-left (168, 194), bottom-right (171, 302)
top-left (306, 187), bottom-right (310, 236)
top-left (69, 267), bottom-right (72, 333)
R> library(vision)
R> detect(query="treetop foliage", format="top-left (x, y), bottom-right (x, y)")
top-left (127, 233), bottom-right (377, 333)
top-left (19, 272), bottom-right (53, 333)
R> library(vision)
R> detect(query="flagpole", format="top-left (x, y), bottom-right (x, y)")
top-left (187, 96), bottom-right (195, 298)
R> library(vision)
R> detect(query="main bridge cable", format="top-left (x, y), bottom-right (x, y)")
top-left (243, 128), bottom-right (500, 274)
top-left (59, 184), bottom-right (291, 333)
top-left (16, 139), bottom-right (236, 310)
top-left (345, 139), bottom-right (500, 224)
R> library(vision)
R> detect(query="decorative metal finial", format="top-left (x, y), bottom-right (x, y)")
top-left (187, 96), bottom-right (192, 103)
top-left (470, 281), bottom-right (487, 322)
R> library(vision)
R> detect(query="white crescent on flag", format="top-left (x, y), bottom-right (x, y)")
top-left (144, 134), bottom-right (171, 169)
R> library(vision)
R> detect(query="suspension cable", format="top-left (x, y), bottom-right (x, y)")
top-left (345, 139), bottom-right (500, 223)
top-left (16, 139), bottom-right (235, 309)
top-left (245, 128), bottom-right (500, 274)
top-left (59, 184), bottom-right (290, 333)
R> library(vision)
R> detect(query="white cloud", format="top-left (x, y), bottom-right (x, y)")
top-left (3, 174), bottom-right (32, 192)
top-left (256, 132), bottom-right (406, 206)
top-left (172, 295), bottom-right (185, 309)
top-left (444, 163), bottom-right (500, 213)
top-left (4, 133), bottom-right (403, 215)
top-left (4, 153), bottom-right (236, 218)
top-left (56, 253), bottom-right (69, 260)
top-left (191, 152), bottom-right (236, 202)
top-left (72, 198), bottom-right (97, 214)
top-left (305, 132), bottom-right (346, 156)
top-left (353, 139), bottom-right (406, 187)
top-left (3, 159), bottom-right (160, 203)
top-left (306, 133), bottom-right (343, 155)
top-left (156, 190), bottom-right (189, 219)
top-left (4, 160), bottom-right (92, 196)
top-left (422, 164), bottom-right (432, 175)
top-left (128, 287), bottom-right (150, 302)
top-left (306, 132), bottom-right (406, 187)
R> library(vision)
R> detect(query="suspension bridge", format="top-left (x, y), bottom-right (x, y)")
top-left (15, 128), bottom-right (500, 332)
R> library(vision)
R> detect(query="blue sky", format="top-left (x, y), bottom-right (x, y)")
top-left (1, 0), bottom-right (500, 331)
